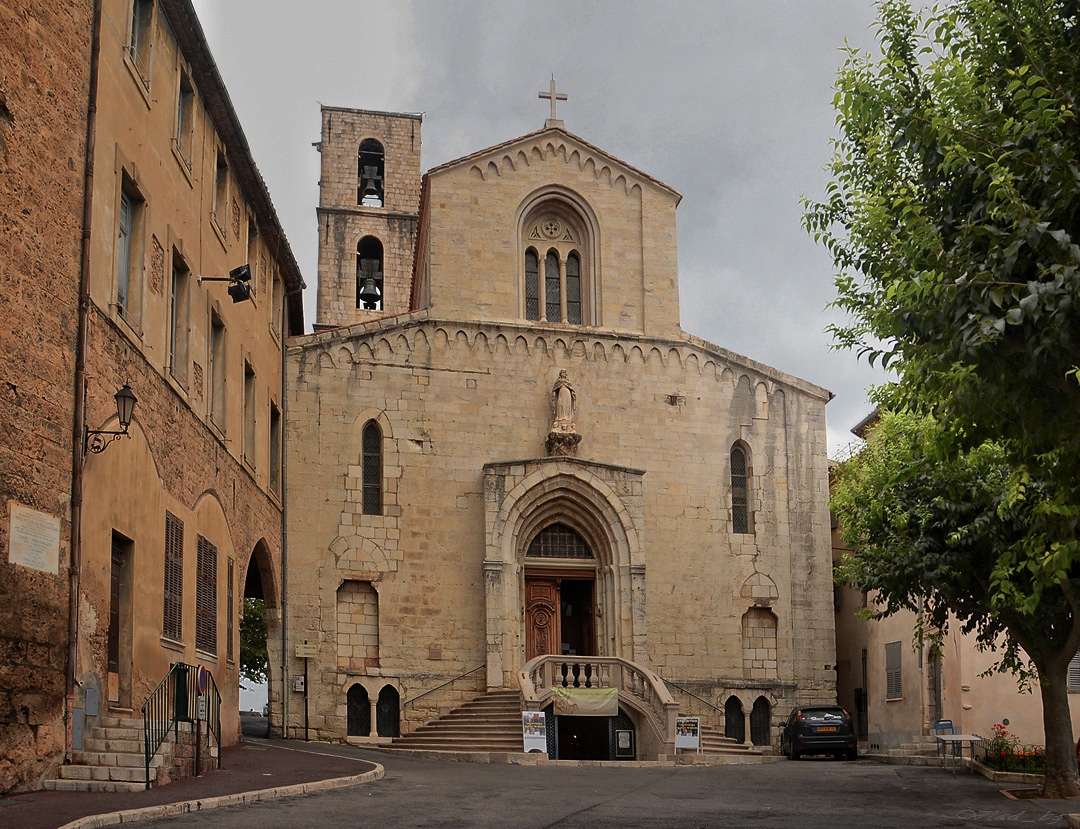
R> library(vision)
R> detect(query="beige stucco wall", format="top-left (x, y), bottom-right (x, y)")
top-left (73, 0), bottom-right (296, 750)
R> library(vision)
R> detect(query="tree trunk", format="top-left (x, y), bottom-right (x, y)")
top-left (1037, 661), bottom-right (1080, 798)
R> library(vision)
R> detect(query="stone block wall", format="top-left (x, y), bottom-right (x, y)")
top-left (0, 0), bottom-right (93, 794)
top-left (285, 314), bottom-right (836, 742)
top-left (316, 108), bottom-right (421, 328)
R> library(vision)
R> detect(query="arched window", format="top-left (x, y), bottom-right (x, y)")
top-left (526, 523), bottom-right (593, 559)
top-left (362, 421), bottom-right (382, 515)
top-left (742, 607), bottom-right (777, 679)
top-left (521, 204), bottom-right (591, 325)
top-left (731, 444), bottom-right (751, 534)
top-left (750, 697), bottom-right (771, 746)
top-left (358, 138), bottom-right (384, 207)
top-left (525, 248), bottom-right (540, 320)
top-left (347, 684), bottom-right (370, 737)
top-left (724, 696), bottom-right (745, 743)
top-left (356, 236), bottom-right (384, 310)
top-left (565, 253), bottom-right (581, 324)
top-left (376, 685), bottom-right (400, 737)
top-left (545, 250), bottom-right (561, 322)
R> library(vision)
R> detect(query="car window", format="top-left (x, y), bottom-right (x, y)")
top-left (802, 708), bottom-right (843, 720)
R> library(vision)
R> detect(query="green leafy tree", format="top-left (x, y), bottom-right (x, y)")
top-left (833, 412), bottom-right (1080, 795)
top-left (240, 597), bottom-right (268, 687)
top-left (806, 0), bottom-right (1080, 796)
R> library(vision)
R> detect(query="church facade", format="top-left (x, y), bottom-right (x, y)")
top-left (284, 102), bottom-right (835, 758)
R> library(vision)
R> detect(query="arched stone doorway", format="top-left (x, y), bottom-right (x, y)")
top-left (482, 457), bottom-right (645, 688)
top-left (243, 539), bottom-right (280, 733)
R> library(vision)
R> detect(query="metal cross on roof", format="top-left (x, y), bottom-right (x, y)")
top-left (539, 78), bottom-right (567, 126)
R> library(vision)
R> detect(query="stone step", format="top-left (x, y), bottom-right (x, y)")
top-left (96, 716), bottom-right (145, 730)
top-left (43, 778), bottom-right (147, 793)
top-left (83, 736), bottom-right (142, 753)
top-left (70, 750), bottom-right (162, 769)
top-left (58, 762), bottom-right (156, 783)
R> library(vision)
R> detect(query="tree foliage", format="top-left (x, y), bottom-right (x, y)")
top-left (808, 0), bottom-right (1080, 797)
top-left (833, 413), bottom-right (1080, 683)
top-left (240, 597), bottom-right (268, 687)
top-left (805, 0), bottom-right (1080, 473)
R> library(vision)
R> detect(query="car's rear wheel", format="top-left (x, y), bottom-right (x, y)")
top-left (846, 746), bottom-right (858, 761)
top-left (787, 737), bottom-right (799, 761)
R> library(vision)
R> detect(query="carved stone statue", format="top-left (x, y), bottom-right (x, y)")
top-left (552, 370), bottom-right (576, 428)
top-left (547, 370), bottom-right (581, 456)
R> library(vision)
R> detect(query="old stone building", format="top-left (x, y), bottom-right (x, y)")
top-left (0, 0), bottom-right (303, 793)
top-left (284, 101), bottom-right (836, 759)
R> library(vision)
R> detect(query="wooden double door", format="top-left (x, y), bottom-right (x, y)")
top-left (525, 571), bottom-right (595, 661)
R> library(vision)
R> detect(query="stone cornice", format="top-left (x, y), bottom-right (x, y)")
top-left (288, 312), bottom-right (832, 403)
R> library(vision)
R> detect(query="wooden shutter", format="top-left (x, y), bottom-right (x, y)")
top-left (195, 535), bottom-right (217, 653)
top-left (163, 512), bottom-right (184, 641)
top-left (885, 641), bottom-right (903, 700)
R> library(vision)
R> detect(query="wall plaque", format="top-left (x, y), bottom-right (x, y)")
top-left (8, 502), bottom-right (60, 574)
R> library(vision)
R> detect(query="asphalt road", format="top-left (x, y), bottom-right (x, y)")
top-left (115, 748), bottom-right (1072, 829)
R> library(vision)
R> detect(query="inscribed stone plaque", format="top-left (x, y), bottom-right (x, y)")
top-left (8, 502), bottom-right (60, 574)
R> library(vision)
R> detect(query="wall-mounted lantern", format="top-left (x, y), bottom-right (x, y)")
top-left (85, 384), bottom-right (137, 454)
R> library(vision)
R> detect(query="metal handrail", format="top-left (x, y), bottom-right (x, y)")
top-left (203, 668), bottom-right (222, 765)
top-left (662, 677), bottom-right (724, 715)
top-left (142, 662), bottom-right (189, 789)
top-left (141, 662), bottom-right (222, 789)
top-left (402, 665), bottom-right (485, 709)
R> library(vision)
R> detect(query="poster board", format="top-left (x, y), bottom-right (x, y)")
top-left (522, 711), bottom-right (548, 753)
top-left (675, 716), bottom-right (700, 751)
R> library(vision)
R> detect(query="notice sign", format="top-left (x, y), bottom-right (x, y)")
top-left (522, 711), bottom-right (547, 753)
top-left (8, 502), bottom-right (60, 574)
top-left (676, 716), bottom-right (700, 750)
top-left (552, 686), bottom-right (618, 717)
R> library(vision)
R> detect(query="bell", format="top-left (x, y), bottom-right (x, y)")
top-left (361, 180), bottom-right (382, 206)
top-left (359, 275), bottom-right (381, 308)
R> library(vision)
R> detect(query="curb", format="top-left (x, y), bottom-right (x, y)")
top-left (57, 764), bottom-right (385, 829)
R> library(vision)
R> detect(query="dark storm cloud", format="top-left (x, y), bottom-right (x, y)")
top-left (193, 0), bottom-right (886, 454)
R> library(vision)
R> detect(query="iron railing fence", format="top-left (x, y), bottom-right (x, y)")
top-left (975, 740), bottom-right (1046, 775)
top-left (141, 662), bottom-right (221, 789)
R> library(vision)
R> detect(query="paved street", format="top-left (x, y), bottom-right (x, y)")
top-left (117, 745), bottom-right (1072, 829)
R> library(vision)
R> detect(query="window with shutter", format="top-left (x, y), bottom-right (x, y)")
top-left (163, 512), bottom-right (183, 641)
top-left (885, 641), bottom-right (903, 700)
top-left (1068, 651), bottom-right (1080, 692)
top-left (226, 557), bottom-right (235, 662)
top-left (195, 535), bottom-right (217, 653)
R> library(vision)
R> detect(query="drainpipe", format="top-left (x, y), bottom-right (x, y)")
top-left (68, 0), bottom-right (103, 764)
top-left (280, 286), bottom-right (302, 737)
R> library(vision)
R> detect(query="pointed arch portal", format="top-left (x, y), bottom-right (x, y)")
top-left (482, 457), bottom-right (645, 689)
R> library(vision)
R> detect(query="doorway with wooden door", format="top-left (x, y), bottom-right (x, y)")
top-left (525, 572), bottom-right (596, 660)
top-left (107, 532), bottom-right (134, 708)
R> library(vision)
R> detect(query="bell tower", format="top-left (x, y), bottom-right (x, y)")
top-left (314, 107), bottom-right (422, 330)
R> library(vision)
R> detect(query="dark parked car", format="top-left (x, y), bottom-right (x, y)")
top-left (780, 705), bottom-right (857, 760)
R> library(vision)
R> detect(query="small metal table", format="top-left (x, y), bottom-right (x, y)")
top-left (936, 734), bottom-right (981, 772)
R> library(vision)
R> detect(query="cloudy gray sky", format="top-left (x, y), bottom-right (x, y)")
top-left (191, 0), bottom-right (887, 457)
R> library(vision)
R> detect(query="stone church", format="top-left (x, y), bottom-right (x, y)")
top-left (283, 95), bottom-right (836, 760)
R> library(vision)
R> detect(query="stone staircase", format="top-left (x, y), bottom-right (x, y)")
top-left (859, 734), bottom-right (948, 766)
top-left (43, 714), bottom-right (161, 792)
top-left (387, 689), bottom-right (525, 753)
top-left (695, 722), bottom-right (765, 756)
top-left (384, 690), bottom-right (766, 759)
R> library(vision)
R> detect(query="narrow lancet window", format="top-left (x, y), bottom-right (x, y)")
top-left (525, 249), bottom-right (540, 320)
top-left (545, 251), bottom-right (561, 323)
